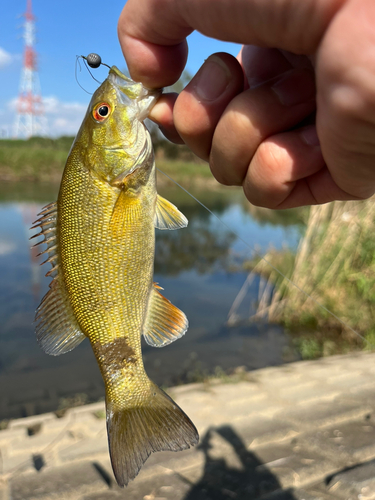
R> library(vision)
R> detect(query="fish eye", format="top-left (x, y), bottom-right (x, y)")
top-left (93, 102), bottom-right (111, 122)
top-left (98, 106), bottom-right (109, 117)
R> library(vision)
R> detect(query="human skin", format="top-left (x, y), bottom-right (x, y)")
top-left (118, 0), bottom-right (375, 209)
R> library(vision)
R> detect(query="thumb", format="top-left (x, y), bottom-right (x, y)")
top-left (118, 0), bottom-right (345, 88)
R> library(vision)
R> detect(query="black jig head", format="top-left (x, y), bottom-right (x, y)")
top-left (84, 53), bottom-right (111, 70)
top-left (86, 53), bottom-right (102, 68)
top-left (75, 53), bottom-right (111, 94)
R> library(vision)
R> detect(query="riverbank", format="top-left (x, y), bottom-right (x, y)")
top-left (1, 352), bottom-right (375, 499)
top-left (0, 137), bottom-right (216, 187)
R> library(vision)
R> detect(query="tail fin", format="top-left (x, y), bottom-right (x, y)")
top-left (106, 383), bottom-right (199, 487)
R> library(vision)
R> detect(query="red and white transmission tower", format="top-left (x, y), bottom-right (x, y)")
top-left (14, 0), bottom-right (46, 138)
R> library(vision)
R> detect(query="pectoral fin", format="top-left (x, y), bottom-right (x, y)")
top-left (154, 195), bottom-right (188, 230)
top-left (143, 284), bottom-right (188, 347)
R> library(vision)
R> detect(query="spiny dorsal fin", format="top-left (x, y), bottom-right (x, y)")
top-left (154, 195), bottom-right (188, 230)
top-left (31, 202), bottom-right (86, 355)
top-left (143, 284), bottom-right (188, 347)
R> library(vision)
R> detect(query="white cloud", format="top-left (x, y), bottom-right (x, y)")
top-left (42, 96), bottom-right (87, 136)
top-left (3, 96), bottom-right (88, 137)
top-left (0, 47), bottom-right (12, 69)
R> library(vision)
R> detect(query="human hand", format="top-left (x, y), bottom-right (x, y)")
top-left (118, 0), bottom-right (375, 209)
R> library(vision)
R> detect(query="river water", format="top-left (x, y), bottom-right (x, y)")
top-left (0, 179), bottom-right (304, 419)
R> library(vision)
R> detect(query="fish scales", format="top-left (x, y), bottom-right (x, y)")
top-left (32, 66), bottom-right (198, 486)
top-left (60, 154), bottom-right (154, 346)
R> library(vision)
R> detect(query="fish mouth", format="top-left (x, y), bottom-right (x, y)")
top-left (109, 66), bottom-right (161, 121)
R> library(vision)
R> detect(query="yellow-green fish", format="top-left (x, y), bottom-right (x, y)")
top-left (31, 66), bottom-right (198, 486)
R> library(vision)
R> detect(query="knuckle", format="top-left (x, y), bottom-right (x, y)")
top-left (319, 78), bottom-right (375, 160)
top-left (329, 81), bottom-right (375, 123)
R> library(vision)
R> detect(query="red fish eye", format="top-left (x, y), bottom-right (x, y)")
top-left (93, 103), bottom-right (111, 122)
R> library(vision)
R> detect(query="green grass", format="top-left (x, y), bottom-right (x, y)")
top-left (156, 158), bottom-right (213, 182)
top-left (248, 199), bottom-right (375, 358)
top-left (0, 137), bottom-right (73, 182)
top-left (0, 137), bottom-right (213, 185)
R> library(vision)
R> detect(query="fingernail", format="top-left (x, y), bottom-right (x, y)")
top-left (272, 70), bottom-right (316, 106)
top-left (193, 56), bottom-right (231, 102)
top-left (300, 125), bottom-right (320, 147)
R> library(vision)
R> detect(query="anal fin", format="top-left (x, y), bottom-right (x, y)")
top-left (143, 284), bottom-right (188, 347)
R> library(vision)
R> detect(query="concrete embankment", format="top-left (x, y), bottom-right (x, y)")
top-left (1, 352), bottom-right (375, 499)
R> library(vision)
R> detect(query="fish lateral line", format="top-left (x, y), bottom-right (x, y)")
top-left (156, 167), bottom-right (368, 346)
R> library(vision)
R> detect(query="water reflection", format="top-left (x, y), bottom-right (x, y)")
top-left (155, 211), bottom-right (235, 276)
top-left (0, 182), bottom-right (302, 419)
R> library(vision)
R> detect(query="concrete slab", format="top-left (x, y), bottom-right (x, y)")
top-left (298, 418), bottom-right (375, 465)
top-left (0, 451), bottom-right (35, 475)
top-left (58, 435), bottom-right (109, 463)
top-left (81, 493), bottom-right (124, 500)
top-left (2, 352), bottom-right (375, 500)
top-left (0, 428), bottom-right (26, 446)
top-left (11, 430), bottom-right (74, 454)
top-left (277, 399), bottom-right (371, 430)
top-left (261, 485), bottom-right (341, 500)
top-left (8, 414), bottom-right (55, 430)
top-left (327, 459), bottom-right (375, 499)
top-left (230, 415), bottom-right (300, 448)
top-left (10, 461), bottom-right (107, 500)
top-left (0, 480), bottom-right (9, 500)
top-left (253, 440), bottom-right (340, 489)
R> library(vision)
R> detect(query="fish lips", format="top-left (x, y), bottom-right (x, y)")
top-left (109, 67), bottom-right (161, 122)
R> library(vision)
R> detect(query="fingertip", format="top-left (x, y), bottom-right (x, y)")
top-left (118, 2), bottom-right (189, 88)
top-left (119, 35), bottom-right (189, 88)
top-left (149, 93), bottom-right (178, 124)
top-left (149, 93), bottom-right (184, 144)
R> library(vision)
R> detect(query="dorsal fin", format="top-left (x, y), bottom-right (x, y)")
top-left (31, 202), bottom-right (86, 355)
top-left (143, 284), bottom-right (188, 347)
top-left (154, 195), bottom-right (188, 230)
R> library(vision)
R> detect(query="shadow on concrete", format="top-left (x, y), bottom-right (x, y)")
top-left (182, 425), bottom-right (296, 500)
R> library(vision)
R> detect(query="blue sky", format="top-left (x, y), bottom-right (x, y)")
top-left (1, 0), bottom-right (241, 137)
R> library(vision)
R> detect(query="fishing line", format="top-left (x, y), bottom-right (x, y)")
top-left (75, 56), bottom-right (93, 95)
top-left (81, 57), bottom-right (102, 85)
top-left (156, 168), bottom-right (369, 346)
top-left (75, 53), bottom-right (112, 94)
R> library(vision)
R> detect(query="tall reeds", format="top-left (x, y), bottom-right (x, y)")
top-left (235, 198), bottom-right (375, 355)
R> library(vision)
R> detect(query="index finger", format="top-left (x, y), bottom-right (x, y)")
top-left (118, 0), bottom-right (345, 88)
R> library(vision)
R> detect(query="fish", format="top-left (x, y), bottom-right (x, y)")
top-left (31, 66), bottom-right (199, 486)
